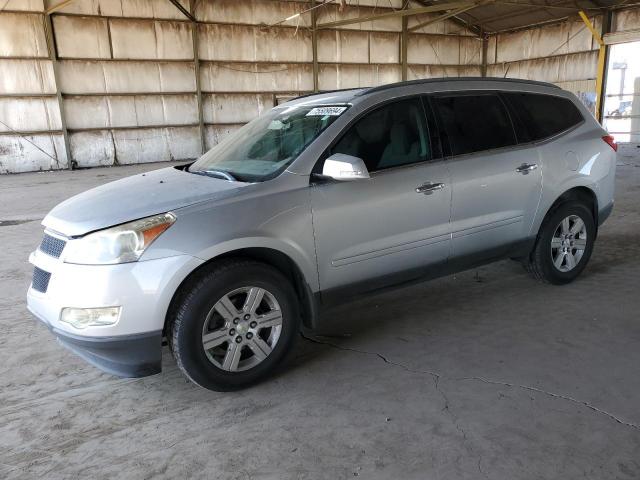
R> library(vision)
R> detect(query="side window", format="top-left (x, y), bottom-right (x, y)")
top-left (331, 97), bottom-right (431, 172)
top-left (502, 92), bottom-right (583, 141)
top-left (432, 94), bottom-right (517, 156)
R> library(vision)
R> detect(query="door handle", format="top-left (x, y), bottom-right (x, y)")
top-left (516, 163), bottom-right (538, 174)
top-left (415, 182), bottom-right (445, 195)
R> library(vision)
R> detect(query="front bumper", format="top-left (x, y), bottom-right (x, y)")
top-left (47, 322), bottom-right (162, 377)
top-left (27, 249), bottom-right (203, 377)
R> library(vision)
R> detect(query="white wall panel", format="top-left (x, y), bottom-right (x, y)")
top-left (53, 16), bottom-right (111, 59)
top-left (205, 124), bottom-right (243, 151)
top-left (0, 97), bottom-right (61, 132)
top-left (110, 20), bottom-right (193, 60)
top-left (64, 95), bottom-right (197, 129)
top-left (198, 25), bottom-right (312, 63)
top-left (196, 0), bottom-right (311, 28)
top-left (57, 0), bottom-right (190, 20)
top-left (58, 61), bottom-right (195, 94)
top-left (319, 64), bottom-right (401, 89)
top-left (495, 18), bottom-right (598, 63)
top-left (200, 62), bottom-right (313, 92)
top-left (0, 13), bottom-right (48, 57)
top-left (113, 126), bottom-right (200, 164)
top-left (408, 34), bottom-right (476, 66)
top-left (317, 30), bottom-right (369, 63)
top-left (0, 134), bottom-right (66, 173)
top-left (459, 36), bottom-right (482, 65)
top-left (0, 59), bottom-right (56, 94)
top-left (408, 64), bottom-right (481, 80)
top-left (70, 130), bottom-right (115, 167)
top-left (203, 94), bottom-right (274, 124)
top-left (370, 32), bottom-right (401, 64)
top-left (487, 51), bottom-right (597, 83)
top-left (70, 126), bottom-right (201, 167)
top-left (2, 0), bottom-right (43, 11)
top-left (614, 9), bottom-right (640, 32)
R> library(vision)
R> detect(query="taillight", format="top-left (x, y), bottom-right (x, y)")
top-left (602, 135), bottom-right (617, 152)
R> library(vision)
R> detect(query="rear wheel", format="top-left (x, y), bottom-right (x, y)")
top-left (525, 201), bottom-right (595, 284)
top-left (169, 259), bottom-right (300, 391)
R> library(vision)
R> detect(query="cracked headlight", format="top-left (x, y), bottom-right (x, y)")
top-left (63, 212), bottom-right (176, 265)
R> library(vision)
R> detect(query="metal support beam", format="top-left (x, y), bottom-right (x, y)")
top-left (493, 1), bottom-right (588, 11)
top-left (191, 20), bottom-right (205, 154)
top-left (481, 31), bottom-right (488, 76)
top-left (599, 10), bottom-right (612, 124)
top-left (316, 2), bottom-right (474, 29)
top-left (412, 0), bottom-right (483, 36)
top-left (401, 14), bottom-right (408, 81)
top-left (311, 0), bottom-right (319, 92)
top-left (579, 11), bottom-right (608, 123)
top-left (408, 2), bottom-right (484, 32)
top-left (168, 0), bottom-right (196, 22)
top-left (43, 13), bottom-right (72, 169)
top-left (45, 0), bottom-right (76, 15)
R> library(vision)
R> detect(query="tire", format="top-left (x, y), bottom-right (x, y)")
top-left (169, 259), bottom-right (300, 391)
top-left (525, 201), bottom-right (595, 285)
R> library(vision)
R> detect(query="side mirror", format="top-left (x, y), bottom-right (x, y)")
top-left (321, 153), bottom-right (370, 181)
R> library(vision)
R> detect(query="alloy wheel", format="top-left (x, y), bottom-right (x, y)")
top-left (201, 286), bottom-right (283, 372)
top-left (550, 214), bottom-right (588, 272)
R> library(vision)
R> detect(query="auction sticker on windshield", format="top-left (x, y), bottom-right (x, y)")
top-left (306, 106), bottom-right (348, 116)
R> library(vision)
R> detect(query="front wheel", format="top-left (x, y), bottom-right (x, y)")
top-left (525, 201), bottom-right (595, 285)
top-left (169, 259), bottom-right (300, 391)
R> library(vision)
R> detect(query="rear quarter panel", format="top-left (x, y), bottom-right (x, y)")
top-left (531, 118), bottom-right (616, 235)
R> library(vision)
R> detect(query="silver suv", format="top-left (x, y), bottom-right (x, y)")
top-left (27, 78), bottom-right (617, 391)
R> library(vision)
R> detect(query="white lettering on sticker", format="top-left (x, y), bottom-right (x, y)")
top-left (306, 106), bottom-right (347, 116)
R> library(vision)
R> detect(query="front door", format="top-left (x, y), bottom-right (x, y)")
top-left (310, 97), bottom-right (452, 298)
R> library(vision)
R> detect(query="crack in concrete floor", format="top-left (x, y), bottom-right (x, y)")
top-left (301, 333), bottom-right (640, 431)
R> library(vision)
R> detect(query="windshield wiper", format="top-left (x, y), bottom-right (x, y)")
top-left (191, 169), bottom-right (237, 182)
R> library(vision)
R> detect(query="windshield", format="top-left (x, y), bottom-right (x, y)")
top-left (189, 104), bottom-right (349, 182)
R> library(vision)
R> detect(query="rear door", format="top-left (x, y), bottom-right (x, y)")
top-left (430, 92), bottom-right (543, 259)
top-left (310, 96), bottom-right (451, 297)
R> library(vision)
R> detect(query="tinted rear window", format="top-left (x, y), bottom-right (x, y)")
top-left (433, 94), bottom-right (517, 156)
top-left (502, 92), bottom-right (583, 142)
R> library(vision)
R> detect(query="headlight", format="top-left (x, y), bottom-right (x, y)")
top-left (63, 212), bottom-right (176, 265)
top-left (60, 307), bottom-right (121, 329)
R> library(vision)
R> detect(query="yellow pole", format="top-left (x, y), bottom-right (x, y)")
top-left (579, 11), bottom-right (606, 123)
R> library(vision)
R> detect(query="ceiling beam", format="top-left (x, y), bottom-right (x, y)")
top-left (316, 1), bottom-right (474, 29)
top-left (492, 1), bottom-right (588, 11)
top-left (412, 0), bottom-right (484, 36)
top-left (167, 0), bottom-right (196, 22)
top-left (468, 0), bottom-right (595, 32)
top-left (408, 2), bottom-right (486, 32)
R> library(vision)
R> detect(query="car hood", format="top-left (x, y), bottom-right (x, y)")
top-left (43, 166), bottom-right (246, 237)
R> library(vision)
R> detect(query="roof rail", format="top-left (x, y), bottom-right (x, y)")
top-left (287, 87), bottom-right (366, 103)
top-left (359, 77), bottom-right (560, 96)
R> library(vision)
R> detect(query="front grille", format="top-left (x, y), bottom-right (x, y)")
top-left (32, 267), bottom-right (51, 293)
top-left (40, 233), bottom-right (66, 258)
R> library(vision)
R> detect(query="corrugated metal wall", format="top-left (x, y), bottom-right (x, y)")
top-left (0, 0), bottom-right (482, 173)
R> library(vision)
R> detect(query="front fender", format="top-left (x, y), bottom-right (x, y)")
top-left (194, 236), bottom-right (319, 292)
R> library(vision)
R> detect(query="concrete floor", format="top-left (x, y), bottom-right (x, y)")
top-left (1, 153), bottom-right (639, 480)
